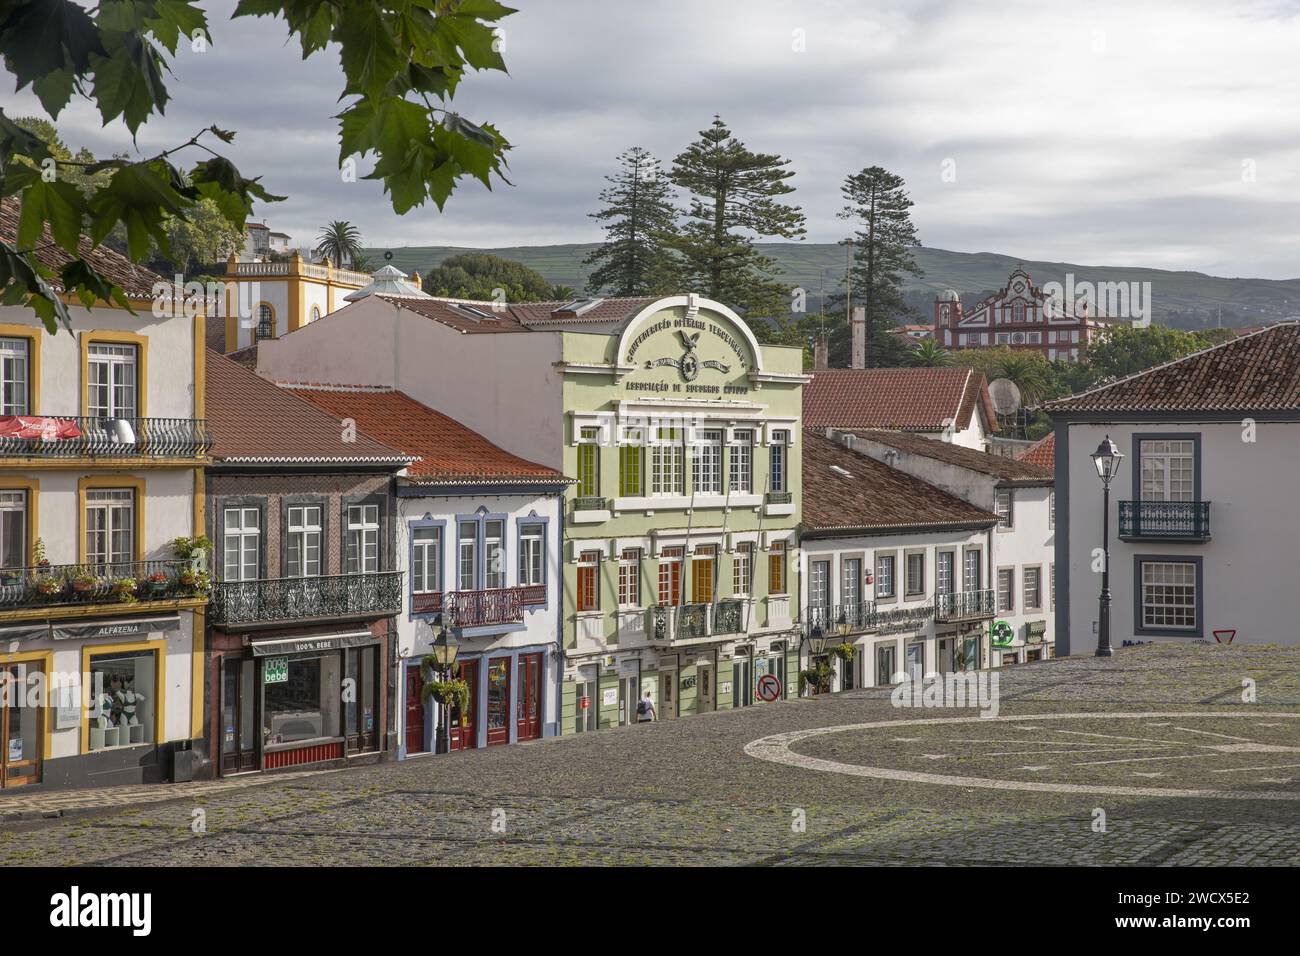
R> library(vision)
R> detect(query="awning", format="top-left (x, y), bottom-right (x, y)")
top-left (250, 630), bottom-right (377, 658)
top-left (51, 614), bottom-right (182, 642)
top-left (0, 622), bottom-right (52, 644)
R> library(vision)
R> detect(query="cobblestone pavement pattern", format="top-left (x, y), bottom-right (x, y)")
top-left (2, 643), bottom-right (1298, 866)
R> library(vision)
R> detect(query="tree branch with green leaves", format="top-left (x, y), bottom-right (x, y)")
top-left (0, 0), bottom-right (514, 333)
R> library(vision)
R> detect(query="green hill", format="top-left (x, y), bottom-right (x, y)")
top-left (365, 242), bottom-right (1300, 328)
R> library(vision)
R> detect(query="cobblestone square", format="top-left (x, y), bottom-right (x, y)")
top-left (3, 643), bottom-right (1298, 866)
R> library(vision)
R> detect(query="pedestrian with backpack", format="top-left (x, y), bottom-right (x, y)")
top-left (636, 692), bottom-right (656, 722)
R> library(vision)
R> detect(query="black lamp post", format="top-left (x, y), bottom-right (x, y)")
top-left (1091, 435), bottom-right (1124, 658)
top-left (430, 615), bottom-right (459, 754)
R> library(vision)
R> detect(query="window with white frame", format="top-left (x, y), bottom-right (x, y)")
top-left (1023, 566), bottom-right (1041, 610)
top-left (457, 521), bottom-right (477, 590)
top-left (693, 429), bottom-right (723, 495)
top-left (963, 549), bottom-right (981, 592)
top-left (412, 526), bottom-right (441, 594)
top-left (732, 543), bottom-right (752, 596)
top-left (618, 547), bottom-right (641, 607)
top-left (769, 430), bottom-right (788, 493)
top-left (997, 568), bottom-right (1014, 612)
top-left (875, 554), bottom-right (895, 598)
top-left (87, 343), bottom-right (137, 418)
top-left (484, 519), bottom-right (505, 589)
top-left (85, 488), bottom-right (133, 568)
top-left (0, 490), bottom-right (26, 569)
top-left (1140, 439), bottom-right (1195, 502)
top-left (222, 507), bottom-right (259, 581)
top-left (0, 338), bottom-right (29, 415)
top-left (286, 505), bottom-right (321, 577)
top-left (1140, 560), bottom-right (1197, 630)
top-left (518, 524), bottom-right (544, 586)
top-left (576, 426), bottom-right (600, 498)
top-left (936, 551), bottom-right (954, 596)
top-left (658, 545), bottom-right (683, 605)
top-left (346, 504), bottom-right (379, 574)
top-left (729, 430), bottom-right (753, 493)
top-left (842, 558), bottom-right (861, 610)
top-left (650, 427), bottom-right (684, 496)
top-left (995, 489), bottom-right (1013, 528)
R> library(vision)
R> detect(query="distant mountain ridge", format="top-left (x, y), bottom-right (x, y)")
top-left (364, 242), bottom-right (1300, 327)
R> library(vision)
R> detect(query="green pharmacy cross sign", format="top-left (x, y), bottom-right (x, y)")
top-left (990, 620), bottom-right (1015, 647)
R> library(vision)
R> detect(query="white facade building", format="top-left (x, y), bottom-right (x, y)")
top-left (829, 428), bottom-right (1057, 664)
top-left (1047, 324), bottom-right (1300, 653)
top-left (800, 432), bottom-right (1001, 690)
top-left (283, 384), bottom-right (568, 754)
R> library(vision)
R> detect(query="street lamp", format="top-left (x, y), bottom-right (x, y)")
top-left (1091, 435), bottom-right (1124, 658)
top-left (429, 615), bottom-right (459, 754)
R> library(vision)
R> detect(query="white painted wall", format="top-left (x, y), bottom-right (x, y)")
top-left (1063, 420), bottom-right (1300, 651)
top-left (0, 304), bottom-right (198, 419)
top-left (800, 527), bottom-right (993, 686)
top-left (257, 299), bottom-right (567, 469)
top-left (392, 488), bottom-right (563, 753)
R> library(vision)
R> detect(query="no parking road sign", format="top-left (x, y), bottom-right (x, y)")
top-left (756, 673), bottom-right (782, 702)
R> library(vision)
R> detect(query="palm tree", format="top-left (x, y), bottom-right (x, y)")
top-left (314, 221), bottom-right (364, 268)
top-left (995, 352), bottom-right (1051, 407)
top-left (349, 253), bottom-right (374, 273)
top-left (910, 339), bottom-right (951, 367)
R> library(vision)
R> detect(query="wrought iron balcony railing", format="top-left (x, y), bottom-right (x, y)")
top-left (444, 586), bottom-right (534, 628)
top-left (648, 599), bottom-right (749, 642)
top-left (1119, 500), bottom-right (1211, 541)
top-left (0, 415), bottom-right (211, 458)
top-left (803, 602), bottom-right (879, 636)
top-left (934, 589), bottom-right (998, 622)
top-left (0, 560), bottom-right (205, 611)
top-left (211, 571), bottom-right (403, 626)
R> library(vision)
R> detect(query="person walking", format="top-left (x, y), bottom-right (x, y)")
top-left (636, 691), bottom-right (657, 723)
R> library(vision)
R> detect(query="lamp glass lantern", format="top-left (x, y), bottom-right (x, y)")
top-left (430, 617), bottom-right (458, 671)
top-left (807, 624), bottom-right (828, 657)
top-left (1091, 436), bottom-right (1124, 485)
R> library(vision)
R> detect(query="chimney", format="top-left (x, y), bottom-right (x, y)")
top-left (851, 306), bottom-right (867, 369)
top-left (813, 333), bottom-right (829, 370)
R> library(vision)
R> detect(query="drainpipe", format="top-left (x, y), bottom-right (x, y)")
top-left (553, 490), bottom-right (565, 737)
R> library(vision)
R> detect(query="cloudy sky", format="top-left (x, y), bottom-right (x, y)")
top-left (12, 0), bottom-right (1300, 277)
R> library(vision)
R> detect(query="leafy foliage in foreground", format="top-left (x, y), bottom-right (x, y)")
top-left (0, 0), bottom-right (514, 332)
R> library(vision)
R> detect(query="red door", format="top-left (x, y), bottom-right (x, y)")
top-left (405, 664), bottom-right (427, 755)
top-left (485, 657), bottom-right (511, 746)
top-left (516, 654), bottom-right (542, 741)
top-left (449, 660), bottom-right (477, 750)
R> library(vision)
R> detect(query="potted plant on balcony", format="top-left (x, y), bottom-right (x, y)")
top-left (71, 571), bottom-right (101, 596)
top-left (111, 577), bottom-right (138, 603)
top-left (144, 571), bottom-right (169, 598)
top-left (178, 568), bottom-right (210, 596)
top-left (34, 574), bottom-right (62, 599)
top-left (172, 534), bottom-right (212, 563)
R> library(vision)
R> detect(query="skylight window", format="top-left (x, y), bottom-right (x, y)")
top-left (830, 465), bottom-right (854, 478)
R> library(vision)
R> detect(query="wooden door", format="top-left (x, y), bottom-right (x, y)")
top-left (449, 660), bottom-right (478, 750)
top-left (405, 664), bottom-right (427, 754)
top-left (1, 664), bottom-right (42, 788)
top-left (515, 654), bottom-right (542, 741)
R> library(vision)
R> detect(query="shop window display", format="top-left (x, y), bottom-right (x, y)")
top-left (263, 655), bottom-right (341, 746)
top-left (87, 650), bottom-right (154, 751)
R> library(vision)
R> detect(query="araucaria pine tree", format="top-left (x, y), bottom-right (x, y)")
top-left (837, 166), bottom-right (923, 356)
top-left (584, 147), bottom-right (680, 296)
top-left (668, 117), bottom-right (806, 327)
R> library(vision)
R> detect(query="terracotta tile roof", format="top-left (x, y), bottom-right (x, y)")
top-left (802, 430), bottom-right (1000, 536)
top-left (1020, 433), bottom-right (1055, 470)
top-left (0, 196), bottom-right (165, 301)
top-left (205, 350), bottom-right (413, 465)
top-left (1044, 323), bottom-right (1300, 414)
top-left (364, 294), bottom-right (658, 335)
top-left (844, 428), bottom-right (1053, 483)
top-left (803, 367), bottom-right (999, 433)
top-left (282, 384), bottom-right (568, 486)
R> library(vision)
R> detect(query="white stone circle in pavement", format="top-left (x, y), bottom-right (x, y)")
top-left (744, 711), bottom-right (1300, 800)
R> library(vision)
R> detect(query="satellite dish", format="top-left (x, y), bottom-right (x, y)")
top-left (988, 378), bottom-right (1022, 416)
